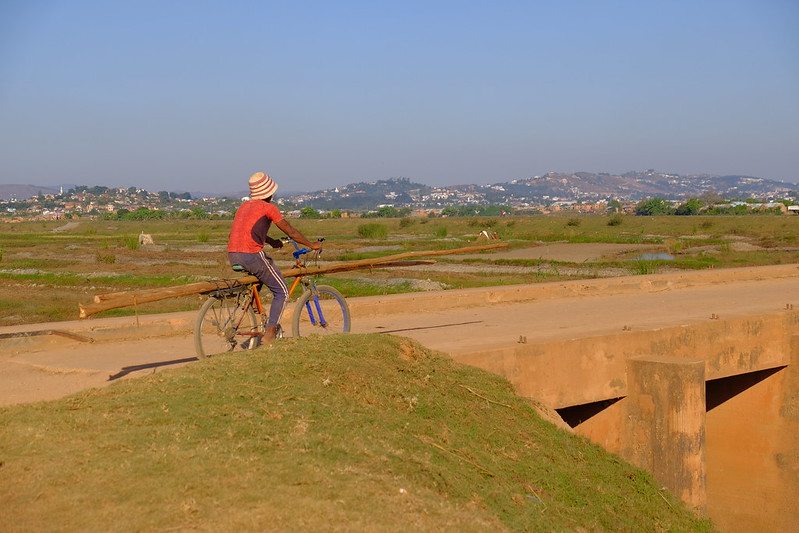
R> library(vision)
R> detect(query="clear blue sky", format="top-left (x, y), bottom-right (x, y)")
top-left (1, 0), bottom-right (798, 193)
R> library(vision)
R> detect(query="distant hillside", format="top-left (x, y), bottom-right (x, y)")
top-left (284, 171), bottom-right (798, 210)
top-left (0, 184), bottom-right (62, 201)
top-left (288, 177), bottom-right (433, 210)
top-left (497, 170), bottom-right (796, 202)
top-left (4, 170), bottom-right (797, 211)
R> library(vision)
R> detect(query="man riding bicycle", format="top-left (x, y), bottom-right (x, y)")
top-left (227, 172), bottom-right (322, 344)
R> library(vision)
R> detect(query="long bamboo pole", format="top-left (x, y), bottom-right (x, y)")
top-left (78, 260), bottom-right (435, 319)
top-left (78, 242), bottom-right (506, 318)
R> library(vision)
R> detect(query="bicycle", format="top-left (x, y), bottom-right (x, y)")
top-left (194, 238), bottom-right (351, 358)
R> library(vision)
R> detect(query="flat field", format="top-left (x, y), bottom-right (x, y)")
top-left (1, 214), bottom-right (798, 326)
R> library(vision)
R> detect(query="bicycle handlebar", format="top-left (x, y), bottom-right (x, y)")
top-left (284, 238), bottom-right (324, 260)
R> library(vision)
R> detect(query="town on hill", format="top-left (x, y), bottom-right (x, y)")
top-left (1, 170), bottom-right (797, 221)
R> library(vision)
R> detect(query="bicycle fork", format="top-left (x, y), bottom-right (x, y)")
top-left (290, 277), bottom-right (329, 328)
top-left (304, 292), bottom-right (329, 327)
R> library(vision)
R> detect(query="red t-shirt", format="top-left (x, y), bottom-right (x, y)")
top-left (227, 199), bottom-right (285, 253)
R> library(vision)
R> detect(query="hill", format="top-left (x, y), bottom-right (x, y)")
top-left (285, 171), bottom-right (797, 211)
top-left (3, 171), bottom-right (796, 213)
top-left (0, 334), bottom-right (712, 532)
top-left (0, 184), bottom-right (62, 201)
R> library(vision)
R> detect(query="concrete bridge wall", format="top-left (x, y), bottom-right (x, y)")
top-left (455, 312), bottom-right (799, 532)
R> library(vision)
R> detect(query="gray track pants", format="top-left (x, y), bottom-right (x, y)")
top-left (227, 250), bottom-right (288, 327)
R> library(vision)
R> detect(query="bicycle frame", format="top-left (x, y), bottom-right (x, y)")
top-left (229, 241), bottom-right (331, 328)
top-left (286, 240), bottom-right (331, 327)
top-left (212, 284), bottom-right (264, 342)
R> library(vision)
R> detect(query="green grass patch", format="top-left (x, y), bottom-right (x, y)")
top-left (121, 234), bottom-right (140, 250)
top-left (629, 261), bottom-right (659, 275)
top-left (357, 223), bottom-right (389, 239)
top-left (312, 276), bottom-right (420, 298)
top-left (0, 334), bottom-right (712, 532)
top-left (337, 250), bottom-right (409, 262)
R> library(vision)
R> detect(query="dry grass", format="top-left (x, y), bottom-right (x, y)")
top-left (0, 334), bottom-right (713, 532)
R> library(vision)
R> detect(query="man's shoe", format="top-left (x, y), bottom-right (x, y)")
top-left (263, 326), bottom-right (279, 344)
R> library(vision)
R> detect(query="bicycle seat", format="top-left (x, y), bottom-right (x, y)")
top-left (231, 264), bottom-right (247, 273)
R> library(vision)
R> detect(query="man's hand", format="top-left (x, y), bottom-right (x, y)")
top-left (266, 237), bottom-right (283, 249)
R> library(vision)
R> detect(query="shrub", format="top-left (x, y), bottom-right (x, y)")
top-left (122, 235), bottom-right (140, 250)
top-left (566, 218), bottom-right (581, 227)
top-left (398, 218), bottom-right (415, 228)
top-left (607, 214), bottom-right (623, 226)
top-left (357, 223), bottom-right (389, 239)
top-left (95, 251), bottom-right (116, 264)
top-left (435, 226), bottom-right (448, 238)
top-left (630, 261), bottom-right (657, 275)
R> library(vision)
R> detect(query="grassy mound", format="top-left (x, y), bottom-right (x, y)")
top-left (0, 334), bottom-right (712, 532)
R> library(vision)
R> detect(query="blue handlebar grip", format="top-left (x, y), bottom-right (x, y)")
top-left (293, 248), bottom-right (310, 259)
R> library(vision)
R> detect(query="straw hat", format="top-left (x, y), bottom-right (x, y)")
top-left (248, 172), bottom-right (278, 200)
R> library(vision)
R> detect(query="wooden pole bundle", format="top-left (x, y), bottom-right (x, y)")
top-left (78, 243), bottom-right (508, 319)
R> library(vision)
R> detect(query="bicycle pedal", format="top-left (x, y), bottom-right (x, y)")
top-left (242, 337), bottom-right (261, 350)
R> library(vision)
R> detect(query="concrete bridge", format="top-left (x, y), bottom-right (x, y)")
top-left (347, 264), bottom-right (799, 532)
top-left (2, 264), bottom-right (798, 532)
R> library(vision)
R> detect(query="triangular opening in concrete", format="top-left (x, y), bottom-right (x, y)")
top-left (556, 397), bottom-right (624, 429)
top-left (706, 366), bottom-right (785, 412)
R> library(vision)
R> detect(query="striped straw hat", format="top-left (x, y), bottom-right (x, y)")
top-left (248, 172), bottom-right (278, 200)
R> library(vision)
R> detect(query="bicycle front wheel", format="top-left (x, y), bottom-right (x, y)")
top-left (195, 295), bottom-right (260, 358)
top-left (291, 285), bottom-right (351, 338)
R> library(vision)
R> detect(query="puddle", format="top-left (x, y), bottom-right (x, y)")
top-left (630, 253), bottom-right (674, 261)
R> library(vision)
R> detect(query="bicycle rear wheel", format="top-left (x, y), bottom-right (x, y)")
top-left (195, 295), bottom-right (260, 358)
top-left (291, 285), bottom-right (351, 338)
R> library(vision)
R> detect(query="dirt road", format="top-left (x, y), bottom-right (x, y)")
top-left (2, 263), bottom-right (798, 407)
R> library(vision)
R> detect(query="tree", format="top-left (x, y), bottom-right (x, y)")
top-left (300, 207), bottom-right (321, 219)
top-left (480, 205), bottom-right (510, 217)
top-left (375, 206), bottom-right (398, 217)
top-left (700, 191), bottom-right (725, 205)
top-left (675, 198), bottom-right (705, 216)
top-left (635, 198), bottom-right (673, 216)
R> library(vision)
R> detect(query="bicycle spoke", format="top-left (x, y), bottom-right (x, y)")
top-left (292, 285), bottom-right (350, 337)
top-left (195, 294), bottom-right (260, 358)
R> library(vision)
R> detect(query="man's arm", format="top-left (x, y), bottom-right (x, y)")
top-left (275, 219), bottom-right (322, 250)
top-left (264, 236), bottom-right (283, 248)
